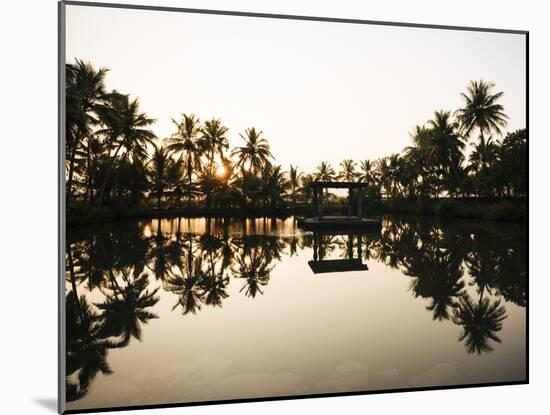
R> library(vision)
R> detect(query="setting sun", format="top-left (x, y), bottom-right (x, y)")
top-left (216, 165), bottom-right (226, 177)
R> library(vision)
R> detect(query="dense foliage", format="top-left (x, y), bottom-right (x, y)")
top-left (66, 61), bottom-right (527, 215)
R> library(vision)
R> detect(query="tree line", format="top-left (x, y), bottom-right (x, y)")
top-left (66, 60), bottom-right (527, 214)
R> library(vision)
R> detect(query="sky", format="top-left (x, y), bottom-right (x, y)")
top-left (65, 4), bottom-right (526, 174)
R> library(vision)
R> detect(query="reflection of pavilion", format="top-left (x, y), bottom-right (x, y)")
top-left (308, 230), bottom-right (372, 274)
top-left (298, 181), bottom-right (381, 231)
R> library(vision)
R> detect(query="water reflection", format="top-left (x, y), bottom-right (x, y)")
top-left (66, 215), bottom-right (526, 403)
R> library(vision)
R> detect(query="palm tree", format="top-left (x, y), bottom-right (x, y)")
top-left (338, 159), bottom-right (357, 182)
top-left (146, 145), bottom-right (175, 210)
top-left (452, 292), bottom-right (508, 354)
top-left (288, 165), bottom-right (302, 209)
top-left (358, 160), bottom-right (378, 187)
top-left (231, 127), bottom-right (273, 174)
top-left (260, 164), bottom-right (289, 208)
top-left (95, 93), bottom-right (156, 208)
top-left (201, 118), bottom-right (229, 173)
top-left (404, 125), bottom-right (435, 196)
top-left (315, 161), bottom-right (336, 182)
top-left (455, 80), bottom-right (508, 145)
top-left (426, 110), bottom-right (465, 191)
top-left (164, 113), bottom-right (204, 207)
top-left (300, 174), bottom-right (315, 203)
top-left (469, 136), bottom-right (498, 172)
top-left (66, 60), bottom-right (108, 203)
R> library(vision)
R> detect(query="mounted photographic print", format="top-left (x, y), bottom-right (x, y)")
top-left (59, 1), bottom-right (528, 413)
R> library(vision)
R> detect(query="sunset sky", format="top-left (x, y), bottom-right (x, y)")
top-left (65, 4), bottom-right (526, 174)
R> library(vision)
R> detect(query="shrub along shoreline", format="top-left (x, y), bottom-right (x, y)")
top-left (67, 197), bottom-right (526, 229)
top-left (376, 197), bottom-right (526, 222)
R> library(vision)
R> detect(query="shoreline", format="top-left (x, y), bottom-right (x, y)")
top-left (67, 198), bottom-right (526, 230)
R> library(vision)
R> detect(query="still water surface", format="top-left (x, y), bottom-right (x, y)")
top-left (66, 215), bottom-right (526, 410)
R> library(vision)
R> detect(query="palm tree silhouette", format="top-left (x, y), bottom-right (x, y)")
top-left (469, 136), bottom-right (498, 172)
top-left (146, 145), bottom-right (177, 210)
top-left (95, 92), bottom-right (156, 208)
top-left (299, 173), bottom-right (315, 203)
top-left (358, 160), bottom-right (378, 187)
top-left (164, 113), bottom-right (203, 207)
top-left (259, 164), bottom-right (289, 208)
top-left (455, 79), bottom-right (508, 145)
top-left (338, 159), bottom-right (357, 182)
top-left (232, 127), bottom-right (273, 174)
top-left (288, 165), bottom-right (302, 210)
top-left (66, 60), bottom-right (108, 203)
top-left (315, 161), bottom-right (336, 182)
top-left (426, 110), bottom-right (465, 188)
top-left (201, 118), bottom-right (229, 173)
top-left (452, 291), bottom-right (508, 354)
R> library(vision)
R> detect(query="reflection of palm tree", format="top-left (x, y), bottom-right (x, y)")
top-left (466, 242), bottom-right (498, 301)
top-left (409, 268), bottom-right (465, 321)
top-left (231, 248), bottom-right (274, 298)
top-left (165, 258), bottom-right (206, 315)
top-left (452, 292), bottom-right (508, 354)
top-left (66, 291), bottom-right (114, 402)
top-left (201, 273), bottom-right (229, 307)
top-left (147, 219), bottom-right (175, 281)
top-left (95, 271), bottom-right (159, 347)
top-left (199, 234), bottom-right (230, 307)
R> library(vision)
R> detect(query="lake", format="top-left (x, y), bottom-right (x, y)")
top-left (65, 215), bottom-right (527, 411)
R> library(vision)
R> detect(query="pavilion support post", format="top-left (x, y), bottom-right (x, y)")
top-left (357, 188), bottom-right (363, 218)
top-left (348, 188), bottom-right (353, 217)
top-left (357, 235), bottom-right (363, 259)
top-left (313, 232), bottom-right (319, 261)
top-left (313, 188), bottom-right (318, 217)
top-left (317, 189), bottom-right (324, 220)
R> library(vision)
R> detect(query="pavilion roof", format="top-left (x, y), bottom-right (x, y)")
top-left (311, 181), bottom-right (367, 189)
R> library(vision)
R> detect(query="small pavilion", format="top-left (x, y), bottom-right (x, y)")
top-left (311, 181), bottom-right (367, 220)
top-left (298, 181), bottom-right (380, 231)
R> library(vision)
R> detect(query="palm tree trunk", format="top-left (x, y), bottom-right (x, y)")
top-left (86, 146), bottom-right (94, 204)
top-left (67, 244), bottom-right (86, 325)
top-left (210, 149), bottom-right (214, 173)
top-left (67, 133), bottom-right (80, 204)
top-left (95, 137), bottom-right (126, 208)
top-left (187, 153), bottom-right (192, 209)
